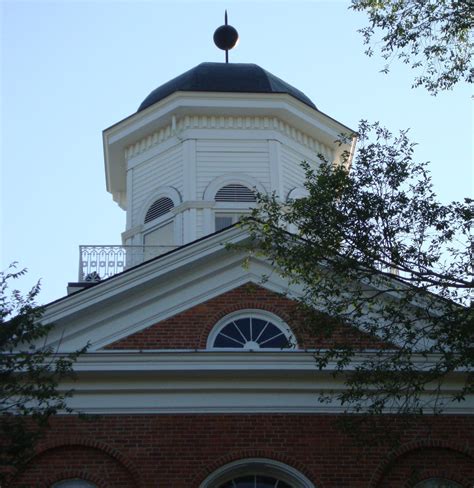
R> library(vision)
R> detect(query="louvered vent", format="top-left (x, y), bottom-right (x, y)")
top-left (215, 184), bottom-right (256, 202)
top-left (144, 197), bottom-right (174, 223)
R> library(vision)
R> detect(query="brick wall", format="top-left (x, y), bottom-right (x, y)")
top-left (8, 414), bottom-right (474, 488)
top-left (103, 283), bottom-right (386, 350)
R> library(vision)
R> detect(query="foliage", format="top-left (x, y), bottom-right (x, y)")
top-left (351, 0), bottom-right (474, 93)
top-left (0, 265), bottom-right (86, 478)
top-left (243, 121), bottom-right (473, 416)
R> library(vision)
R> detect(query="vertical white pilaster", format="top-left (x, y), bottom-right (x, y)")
top-left (175, 213), bottom-right (183, 245)
top-left (182, 139), bottom-right (197, 243)
top-left (188, 208), bottom-right (197, 242)
top-left (126, 166), bottom-right (133, 229)
top-left (183, 209), bottom-right (197, 244)
top-left (203, 207), bottom-right (213, 236)
top-left (183, 139), bottom-right (197, 200)
top-left (269, 140), bottom-right (283, 200)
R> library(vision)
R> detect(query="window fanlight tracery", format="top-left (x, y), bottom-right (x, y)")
top-left (414, 479), bottom-right (462, 488)
top-left (51, 480), bottom-right (97, 488)
top-left (200, 458), bottom-right (314, 488)
top-left (218, 475), bottom-right (292, 488)
top-left (208, 311), bottom-right (296, 350)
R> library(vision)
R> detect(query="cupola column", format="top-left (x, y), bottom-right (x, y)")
top-left (182, 139), bottom-right (197, 244)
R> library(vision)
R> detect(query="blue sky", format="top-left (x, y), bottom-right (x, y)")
top-left (1, 1), bottom-right (472, 305)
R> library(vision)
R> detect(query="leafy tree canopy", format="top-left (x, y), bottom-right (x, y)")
top-left (351, 0), bottom-right (474, 93)
top-left (243, 121), bottom-right (473, 416)
top-left (0, 265), bottom-right (85, 479)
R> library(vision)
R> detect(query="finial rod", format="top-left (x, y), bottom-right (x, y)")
top-left (225, 10), bottom-right (229, 61)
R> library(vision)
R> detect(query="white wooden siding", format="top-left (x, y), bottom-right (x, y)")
top-left (196, 140), bottom-right (270, 199)
top-left (131, 145), bottom-right (183, 227)
top-left (281, 145), bottom-right (316, 199)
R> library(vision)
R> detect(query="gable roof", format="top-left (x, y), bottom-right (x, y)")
top-left (42, 226), bottom-right (301, 352)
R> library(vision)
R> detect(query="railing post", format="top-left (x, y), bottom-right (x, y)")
top-left (78, 245), bottom-right (84, 281)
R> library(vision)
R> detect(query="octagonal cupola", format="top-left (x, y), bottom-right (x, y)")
top-left (103, 27), bottom-right (355, 261)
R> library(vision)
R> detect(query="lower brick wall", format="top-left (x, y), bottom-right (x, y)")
top-left (8, 414), bottom-right (474, 488)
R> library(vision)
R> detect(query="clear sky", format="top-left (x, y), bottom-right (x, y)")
top-left (1, 0), bottom-right (472, 305)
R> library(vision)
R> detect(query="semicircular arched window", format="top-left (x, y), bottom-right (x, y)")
top-left (219, 475), bottom-right (292, 488)
top-left (52, 480), bottom-right (97, 488)
top-left (215, 184), bottom-right (256, 202)
top-left (213, 184), bottom-right (257, 231)
top-left (200, 458), bottom-right (314, 488)
top-left (414, 479), bottom-right (462, 488)
top-left (208, 311), bottom-right (296, 350)
top-left (144, 196), bottom-right (174, 224)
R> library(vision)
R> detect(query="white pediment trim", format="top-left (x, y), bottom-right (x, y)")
top-left (42, 227), bottom-right (302, 352)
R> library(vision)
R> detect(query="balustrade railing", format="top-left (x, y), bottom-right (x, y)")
top-left (79, 245), bottom-right (177, 281)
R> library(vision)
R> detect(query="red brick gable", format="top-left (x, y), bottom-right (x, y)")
top-left (102, 283), bottom-right (388, 350)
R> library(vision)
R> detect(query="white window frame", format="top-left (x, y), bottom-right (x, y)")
top-left (286, 187), bottom-right (310, 235)
top-left (207, 310), bottom-right (298, 350)
top-left (203, 174), bottom-right (266, 202)
top-left (214, 204), bottom-right (254, 232)
top-left (139, 186), bottom-right (182, 225)
top-left (414, 480), bottom-right (462, 488)
top-left (142, 214), bottom-right (175, 241)
top-left (203, 174), bottom-right (266, 233)
top-left (287, 187), bottom-right (309, 201)
top-left (199, 458), bottom-right (315, 488)
top-left (142, 217), bottom-right (177, 259)
top-left (140, 186), bottom-right (182, 248)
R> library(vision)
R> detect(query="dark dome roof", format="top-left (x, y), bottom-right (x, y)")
top-left (138, 62), bottom-right (316, 112)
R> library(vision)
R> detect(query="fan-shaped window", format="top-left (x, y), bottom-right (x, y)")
top-left (208, 311), bottom-right (296, 350)
top-left (219, 475), bottom-right (292, 488)
top-left (200, 458), bottom-right (314, 488)
top-left (215, 184), bottom-right (256, 202)
top-left (52, 480), bottom-right (97, 488)
top-left (144, 197), bottom-right (174, 223)
top-left (414, 480), bottom-right (462, 488)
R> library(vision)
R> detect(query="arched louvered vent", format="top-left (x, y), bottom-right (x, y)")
top-left (215, 184), bottom-right (256, 202)
top-left (144, 197), bottom-right (174, 223)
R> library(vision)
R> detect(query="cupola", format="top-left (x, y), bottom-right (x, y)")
top-left (85, 16), bottom-right (356, 284)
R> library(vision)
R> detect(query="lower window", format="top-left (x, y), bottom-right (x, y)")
top-left (219, 475), bottom-right (292, 487)
top-left (52, 480), bottom-right (97, 488)
top-left (414, 480), bottom-right (462, 488)
top-left (215, 212), bottom-right (250, 232)
top-left (200, 458), bottom-right (314, 488)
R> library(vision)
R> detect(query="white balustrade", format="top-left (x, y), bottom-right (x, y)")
top-left (79, 245), bottom-right (176, 281)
